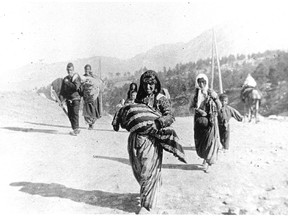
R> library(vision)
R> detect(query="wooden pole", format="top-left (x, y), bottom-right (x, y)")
top-left (213, 29), bottom-right (223, 93)
top-left (98, 58), bottom-right (103, 115)
top-left (211, 29), bottom-right (215, 90)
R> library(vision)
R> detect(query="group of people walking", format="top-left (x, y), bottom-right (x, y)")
top-left (55, 65), bottom-right (243, 213)
top-left (56, 62), bottom-right (103, 136)
top-left (111, 70), bottom-right (243, 214)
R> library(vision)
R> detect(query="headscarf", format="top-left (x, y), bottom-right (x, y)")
top-left (195, 73), bottom-right (209, 109)
top-left (84, 64), bottom-right (91, 70)
top-left (66, 62), bottom-right (74, 69)
top-left (195, 73), bottom-right (209, 91)
top-left (129, 82), bottom-right (138, 91)
top-left (136, 70), bottom-right (161, 102)
top-left (243, 73), bottom-right (257, 87)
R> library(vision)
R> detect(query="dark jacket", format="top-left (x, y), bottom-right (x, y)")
top-left (59, 73), bottom-right (81, 101)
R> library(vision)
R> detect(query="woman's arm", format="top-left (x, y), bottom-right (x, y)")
top-left (155, 96), bottom-right (175, 128)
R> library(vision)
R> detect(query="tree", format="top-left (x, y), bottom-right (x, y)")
top-left (268, 67), bottom-right (278, 86)
top-left (253, 63), bottom-right (269, 85)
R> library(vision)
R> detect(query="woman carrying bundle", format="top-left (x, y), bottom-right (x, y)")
top-left (189, 73), bottom-right (221, 173)
top-left (128, 70), bottom-right (175, 214)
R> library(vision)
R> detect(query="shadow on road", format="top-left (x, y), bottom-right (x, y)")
top-left (94, 155), bottom-right (203, 171)
top-left (24, 122), bottom-right (84, 129)
top-left (10, 182), bottom-right (139, 213)
top-left (24, 122), bottom-right (127, 133)
top-left (0, 127), bottom-right (70, 135)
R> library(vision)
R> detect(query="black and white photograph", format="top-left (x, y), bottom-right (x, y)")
top-left (0, 0), bottom-right (288, 214)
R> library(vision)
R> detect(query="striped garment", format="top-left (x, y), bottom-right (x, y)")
top-left (113, 103), bottom-right (186, 163)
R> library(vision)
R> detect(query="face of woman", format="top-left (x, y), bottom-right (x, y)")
top-left (143, 82), bottom-right (156, 95)
top-left (197, 78), bottom-right (207, 89)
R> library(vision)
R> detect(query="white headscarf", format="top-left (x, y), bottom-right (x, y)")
top-left (195, 73), bottom-right (209, 91)
top-left (195, 73), bottom-right (209, 109)
top-left (243, 73), bottom-right (257, 87)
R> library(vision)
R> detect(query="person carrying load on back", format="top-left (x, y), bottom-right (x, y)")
top-left (59, 63), bottom-right (82, 136)
top-left (240, 74), bottom-right (257, 102)
top-left (80, 64), bottom-right (104, 130)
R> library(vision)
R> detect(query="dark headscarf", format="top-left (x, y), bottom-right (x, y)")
top-left (66, 62), bottom-right (74, 69)
top-left (136, 70), bottom-right (161, 102)
top-left (84, 64), bottom-right (91, 70)
top-left (129, 82), bottom-right (138, 91)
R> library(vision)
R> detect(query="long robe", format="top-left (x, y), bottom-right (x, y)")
top-left (128, 93), bottom-right (174, 211)
top-left (81, 74), bottom-right (103, 125)
top-left (192, 88), bottom-right (220, 165)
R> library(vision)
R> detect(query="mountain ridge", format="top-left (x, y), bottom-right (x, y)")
top-left (6, 24), bottom-right (288, 91)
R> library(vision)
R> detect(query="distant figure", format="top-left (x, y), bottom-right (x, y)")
top-left (217, 94), bottom-right (243, 151)
top-left (59, 63), bottom-right (82, 136)
top-left (124, 90), bottom-right (137, 105)
top-left (80, 64), bottom-right (103, 130)
top-left (189, 73), bottom-right (221, 173)
top-left (126, 82), bottom-right (138, 100)
top-left (240, 73), bottom-right (257, 102)
top-left (240, 74), bottom-right (262, 123)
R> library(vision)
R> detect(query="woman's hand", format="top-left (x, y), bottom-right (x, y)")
top-left (210, 90), bottom-right (218, 100)
top-left (195, 108), bottom-right (207, 116)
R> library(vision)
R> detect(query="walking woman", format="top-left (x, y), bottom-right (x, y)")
top-left (128, 70), bottom-right (174, 214)
top-left (189, 73), bottom-right (221, 172)
top-left (81, 64), bottom-right (103, 130)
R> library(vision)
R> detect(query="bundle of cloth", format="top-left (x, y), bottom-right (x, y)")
top-left (241, 74), bottom-right (259, 102)
top-left (80, 76), bottom-right (102, 103)
top-left (112, 103), bottom-right (187, 163)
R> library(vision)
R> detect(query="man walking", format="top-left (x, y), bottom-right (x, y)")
top-left (59, 63), bottom-right (82, 136)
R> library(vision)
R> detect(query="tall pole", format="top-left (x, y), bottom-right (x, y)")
top-left (213, 29), bottom-right (223, 93)
top-left (211, 29), bottom-right (215, 90)
top-left (98, 58), bottom-right (103, 115)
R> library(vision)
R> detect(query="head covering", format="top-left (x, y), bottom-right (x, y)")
top-left (194, 73), bottom-right (209, 109)
top-left (129, 82), bottom-right (138, 91)
top-left (84, 64), bottom-right (91, 70)
top-left (136, 70), bottom-right (161, 102)
top-left (66, 62), bottom-right (74, 69)
top-left (243, 73), bottom-right (257, 87)
top-left (219, 93), bottom-right (228, 100)
top-left (195, 73), bottom-right (209, 90)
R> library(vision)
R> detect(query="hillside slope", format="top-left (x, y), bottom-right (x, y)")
top-left (7, 24), bottom-right (288, 92)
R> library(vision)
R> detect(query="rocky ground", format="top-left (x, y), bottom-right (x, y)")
top-left (0, 91), bottom-right (288, 215)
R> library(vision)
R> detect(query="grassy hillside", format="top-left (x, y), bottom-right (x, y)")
top-left (101, 50), bottom-right (288, 117)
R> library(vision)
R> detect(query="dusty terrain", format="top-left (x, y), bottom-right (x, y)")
top-left (0, 91), bottom-right (288, 215)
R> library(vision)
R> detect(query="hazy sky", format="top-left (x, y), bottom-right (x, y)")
top-left (1, 0), bottom-right (288, 71)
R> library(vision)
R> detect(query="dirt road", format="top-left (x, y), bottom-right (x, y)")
top-left (0, 92), bottom-right (288, 214)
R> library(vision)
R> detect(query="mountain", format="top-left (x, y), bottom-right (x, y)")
top-left (7, 24), bottom-right (288, 91)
